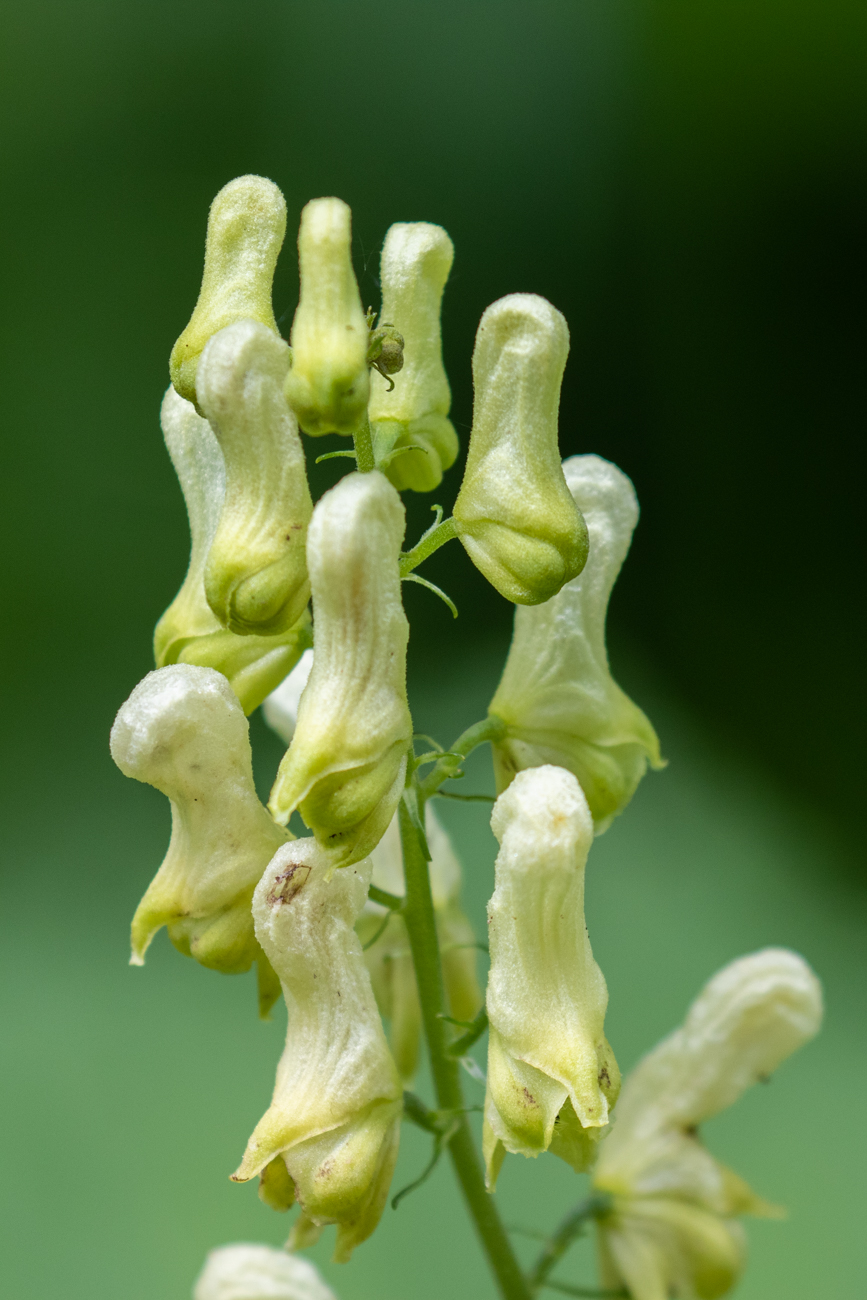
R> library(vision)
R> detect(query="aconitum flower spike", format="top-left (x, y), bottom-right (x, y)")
top-left (483, 765), bottom-right (619, 1189)
top-left (368, 222), bottom-right (459, 492)
top-left (489, 454), bottom-right (663, 830)
top-left (284, 198), bottom-right (369, 436)
top-left (268, 472), bottom-right (412, 868)
top-left (110, 664), bottom-right (289, 1014)
top-left (452, 294), bottom-right (589, 604)
top-left (231, 839), bottom-right (402, 1263)
top-left (196, 320), bottom-right (313, 636)
top-left (153, 387), bottom-right (311, 714)
top-left (170, 175), bottom-right (286, 407)
top-left (593, 948), bottom-right (823, 1300)
top-left (359, 803), bottom-right (481, 1082)
top-left (193, 1243), bottom-right (337, 1300)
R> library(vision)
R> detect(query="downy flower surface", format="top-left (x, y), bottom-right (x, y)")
top-left (367, 222), bottom-right (459, 492)
top-left (232, 839), bottom-right (402, 1263)
top-left (358, 802), bottom-right (482, 1082)
top-left (593, 948), bottom-right (823, 1300)
top-left (269, 472), bottom-right (412, 867)
top-left (284, 198), bottom-right (369, 436)
top-left (153, 386), bottom-right (311, 714)
top-left (483, 765), bottom-right (619, 1188)
top-left (452, 294), bottom-right (589, 605)
top-left (489, 454), bottom-right (663, 830)
top-left (170, 175), bottom-right (286, 408)
top-left (196, 320), bottom-right (313, 636)
top-left (194, 1243), bottom-right (337, 1300)
top-left (262, 649), bottom-right (314, 743)
top-left (110, 664), bottom-right (288, 1013)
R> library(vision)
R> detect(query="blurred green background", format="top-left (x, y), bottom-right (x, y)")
top-left (1, 2), bottom-right (864, 1297)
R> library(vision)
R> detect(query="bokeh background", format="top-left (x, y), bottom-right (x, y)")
top-left (1, 2), bottom-right (864, 1297)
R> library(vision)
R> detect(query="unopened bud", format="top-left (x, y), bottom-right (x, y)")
top-left (453, 294), bottom-right (588, 603)
top-left (483, 765), bottom-right (619, 1188)
top-left (232, 839), bottom-right (402, 1262)
top-left (110, 665), bottom-right (289, 1015)
top-left (153, 387), bottom-right (311, 714)
top-left (368, 223), bottom-right (459, 492)
top-left (170, 175), bottom-right (286, 406)
top-left (489, 454), bottom-right (663, 830)
top-left (196, 321), bottom-right (312, 636)
top-left (284, 198), bottom-right (369, 435)
top-left (268, 473), bottom-right (412, 868)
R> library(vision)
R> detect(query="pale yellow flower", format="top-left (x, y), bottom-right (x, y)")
top-left (193, 1243), bottom-right (337, 1300)
top-left (490, 454), bottom-right (662, 830)
top-left (483, 765), bottom-right (619, 1188)
top-left (453, 294), bottom-right (588, 605)
top-left (232, 839), bottom-right (402, 1262)
top-left (593, 948), bottom-right (823, 1300)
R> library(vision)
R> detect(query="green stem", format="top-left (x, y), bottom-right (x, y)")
top-left (398, 795), bottom-right (531, 1300)
top-left (528, 1196), bottom-right (613, 1292)
top-left (417, 714), bottom-right (507, 801)
top-left (354, 417), bottom-right (376, 473)
top-left (399, 516), bottom-right (457, 576)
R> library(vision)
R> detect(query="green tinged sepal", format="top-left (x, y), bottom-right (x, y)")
top-left (170, 175), bottom-right (286, 407)
top-left (284, 198), bottom-right (369, 436)
top-left (110, 665), bottom-right (290, 1016)
top-left (593, 948), bottom-right (823, 1300)
top-left (489, 454), bottom-right (663, 831)
top-left (358, 804), bottom-right (482, 1082)
top-left (231, 839), bottom-right (402, 1263)
top-left (194, 1244), bottom-right (338, 1300)
top-left (196, 320), bottom-right (313, 636)
top-left (153, 386), bottom-right (311, 714)
top-left (452, 294), bottom-right (588, 604)
top-left (482, 765), bottom-right (619, 1189)
top-left (268, 472), bottom-right (413, 868)
top-left (368, 222), bottom-right (458, 492)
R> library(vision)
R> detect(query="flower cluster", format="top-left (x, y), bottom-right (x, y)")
top-left (112, 175), bottom-right (822, 1296)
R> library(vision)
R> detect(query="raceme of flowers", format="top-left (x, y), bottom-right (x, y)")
top-left (111, 174), bottom-right (823, 1296)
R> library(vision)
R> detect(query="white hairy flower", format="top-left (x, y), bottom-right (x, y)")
top-left (193, 1243), bottom-right (337, 1300)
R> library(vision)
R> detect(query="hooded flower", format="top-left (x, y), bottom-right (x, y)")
top-left (110, 664), bottom-right (289, 1015)
top-left (232, 839), bottom-right (402, 1263)
top-left (489, 454), bottom-right (663, 831)
top-left (483, 765), bottom-right (619, 1189)
top-left (193, 1243), bottom-right (337, 1300)
top-left (358, 802), bottom-right (482, 1082)
top-left (268, 472), bottom-right (412, 868)
top-left (170, 175), bottom-right (286, 407)
top-left (452, 294), bottom-right (588, 605)
top-left (283, 198), bottom-right (369, 436)
top-left (195, 320), bottom-right (313, 636)
top-left (593, 948), bottom-right (823, 1300)
top-left (367, 222), bottom-right (459, 492)
top-left (153, 386), bottom-right (311, 714)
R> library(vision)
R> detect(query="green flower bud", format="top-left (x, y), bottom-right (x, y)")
top-left (110, 665), bottom-right (289, 1015)
top-left (284, 198), bottom-right (369, 436)
top-left (359, 803), bottom-right (481, 1082)
top-left (170, 175), bottom-right (286, 407)
top-left (594, 949), bottom-right (823, 1300)
top-left (153, 387), bottom-right (311, 714)
top-left (268, 472), bottom-right (412, 868)
top-left (194, 1244), bottom-right (337, 1300)
top-left (195, 320), bottom-right (313, 636)
top-left (232, 839), bottom-right (402, 1263)
top-left (452, 294), bottom-right (588, 603)
top-left (489, 454), bottom-right (663, 831)
top-left (482, 765), bottom-right (619, 1190)
top-left (368, 223), bottom-right (458, 492)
